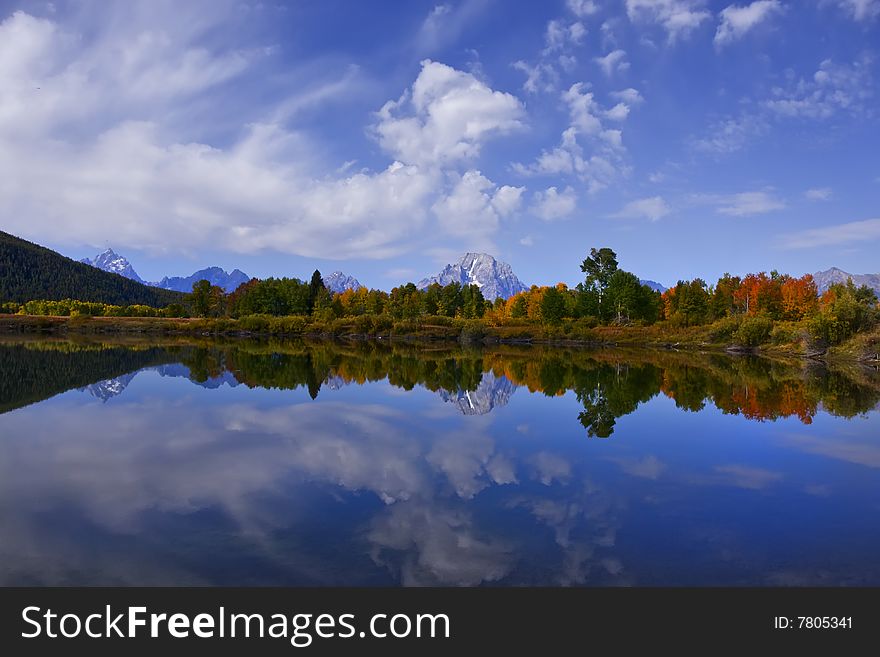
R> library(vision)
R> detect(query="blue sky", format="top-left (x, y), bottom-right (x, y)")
top-left (0, 0), bottom-right (877, 288)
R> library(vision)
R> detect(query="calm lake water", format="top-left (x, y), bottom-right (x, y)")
top-left (1, 337), bottom-right (879, 586)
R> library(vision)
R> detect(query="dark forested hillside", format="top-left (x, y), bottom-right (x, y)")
top-left (0, 231), bottom-right (184, 306)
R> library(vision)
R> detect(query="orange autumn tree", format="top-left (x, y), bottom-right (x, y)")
top-left (780, 274), bottom-right (819, 320)
top-left (733, 272), bottom-right (783, 318)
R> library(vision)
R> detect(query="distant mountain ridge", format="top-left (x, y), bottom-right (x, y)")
top-left (813, 267), bottom-right (880, 297)
top-left (322, 271), bottom-right (362, 293)
top-left (155, 267), bottom-right (250, 293)
top-left (417, 253), bottom-right (529, 301)
top-left (639, 279), bottom-right (667, 293)
top-left (80, 249), bottom-right (250, 293)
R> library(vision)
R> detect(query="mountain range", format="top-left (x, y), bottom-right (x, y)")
top-left (813, 267), bottom-right (880, 297)
top-left (417, 253), bottom-right (529, 301)
top-left (155, 267), bottom-right (251, 293)
top-left (81, 249), bottom-right (250, 293)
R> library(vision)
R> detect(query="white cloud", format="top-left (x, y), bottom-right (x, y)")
top-left (514, 82), bottom-right (637, 193)
top-left (805, 187), bottom-right (833, 201)
top-left (611, 88), bottom-right (644, 104)
top-left (714, 191), bottom-right (786, 216)
top-left (594, 49), bottom-right (630, 77)
top-left (567, 0), bottom-right (599, 17)
top-left (544, 19), bottom-right (587, 53)
top-left (562, 82), bottom-right (604, 134)
top-left (558, 54), bottom-right (578, 72)
top-left (512, 60), bottom-right (558, 94)
top-left (764, 58), bottom-right (874, 120)
top-left (605, 103), bottom-right (631, 121)
top-left (779, 218), bottom-right (880, 249)
top-left (431, 170), bottom-right (523, 243)
top-left (0, 10), bottom-right (527, 259)
top-left (833, 0), bottom-right (880, 21)
top-left (694, 56), bottom-right (872, 156)
top-left (531, 186), bottom-right (577, 220)
top-left (714, 1), bottom-right (783, 48)
top-left (415, 1), bottom-right (491, 54)
top-left (374, 59), bottom-right (525, 167)
top-left (625, 0), bottom-right (711, 43)
top-left (613, 196), bottom-right (670, 221)
top-left (519, 235), bottom-right (535, 246)
top-left (693, 114), bottom-right (768, 154)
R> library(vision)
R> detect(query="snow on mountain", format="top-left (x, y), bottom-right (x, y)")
top-left (322, 271), bottom-right (362, 294)
top-left (154, 267), bottom-right (251, 293)
top-left (813, 267), bottom-right (880, 297)
top-left (417, 253), bottom-right (529, 301)
top-left (437, 371), bottom-right (517, 416)
top-left (79, 249), bottom-right (145, 284)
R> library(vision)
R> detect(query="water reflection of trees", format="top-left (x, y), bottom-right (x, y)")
top-left (1, 338), bottom-right (878, 436)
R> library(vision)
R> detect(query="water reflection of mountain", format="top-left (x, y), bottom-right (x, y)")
top-left (80, 365), bottom-right (242, 402)
top-left (2, 339), bottom-right (879, 431)
top-left (438, 371), bottom-right (517, 415)
top-left (80, 372), bottom-right (139, 402)
top-left (154, 364), bottom-right (240, 390)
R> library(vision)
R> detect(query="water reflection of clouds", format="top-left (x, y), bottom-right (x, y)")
top-left (783, 432), bottom-right (880, 469)
top-left (0, 395), bottom-right (627, 586)
top-left (3, 359), bottom-right (879, 586)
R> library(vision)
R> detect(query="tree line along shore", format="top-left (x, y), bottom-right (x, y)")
top-left (1, 248), bottom-right (878, 362)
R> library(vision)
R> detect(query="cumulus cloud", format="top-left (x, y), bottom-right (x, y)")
top-left (563, 82), bottom-right (605, 134)
top-left (530, 186), bottom-right (578, 221)
top-left (0, 8), bottom-right (527, 259)
top-left (544, 19), bottom-right (587, 53)
top-left (512, 4), bottom-right (590, 95)
top-left (611, 88), bottom-right (644, 105)
top-left (612, 196), bottom-right (671, 221)
top-left (514, 82), bottom-right (635, 193)
top-left (714, 1), bottom-right (783, 48)
top-left (567, 0), bottom-right (599, 17)
top-left (512, 60), bottom-right (558, 94)
top-left (625, 0), bottom-right (712, 43)
top-left (605, 103), bottom-right (631, 121)
top-left (431, 170), bottom-right (523, 243)
top-left (373, 59), bottom-right (525, 167)
top-left (594, 49), bottom-right (630, 77)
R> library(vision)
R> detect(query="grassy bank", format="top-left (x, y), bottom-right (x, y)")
top-left (2, 312), bottom-right (879, 363)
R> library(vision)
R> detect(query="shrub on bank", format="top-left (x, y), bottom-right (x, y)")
top-left (734, 316), bottom-right (773, 347)
top-left (707, 316), bottom-right (742, 342)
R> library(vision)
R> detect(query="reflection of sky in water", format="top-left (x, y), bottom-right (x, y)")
top-left (1, 364), bottom-right (879, 586)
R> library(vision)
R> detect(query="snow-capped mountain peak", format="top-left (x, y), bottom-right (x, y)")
top-left (417, 253), bottom-right (529, 301)
top-left (322, 271), bottom-right (362, 294)
top-left (80, 248), bottom-right (145, 284)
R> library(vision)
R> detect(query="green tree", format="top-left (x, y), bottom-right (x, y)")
top-left (308, 270), bottom-right (325, 313)
top-left (540, 286), bottom-right (566, 325)
top-left (188, 279), bottom-right (225, 317)
top-left (581, 247), bottom-right (619, 303)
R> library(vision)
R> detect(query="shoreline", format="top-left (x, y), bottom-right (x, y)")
top-left (2, 313), bottom-right (878, 365)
